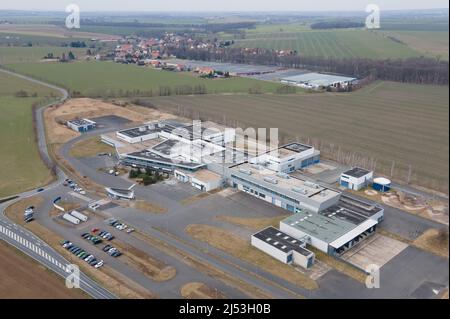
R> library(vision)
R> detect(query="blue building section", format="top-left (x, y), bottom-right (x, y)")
top-left (340, 180), bottom-right (349, 188)
top-left (372, 178), bottom-right (391, 192)
top-left (373, 183), bottom-right (391, 192)
top-left (67, 119), bottom-right (97, 133)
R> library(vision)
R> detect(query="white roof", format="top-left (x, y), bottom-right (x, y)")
top-left (373, 177), bottom-right (391, 185)
top-left (281, 73), bottom-right (356, 87)
top-left (329, 219), bottom-right (377, 249)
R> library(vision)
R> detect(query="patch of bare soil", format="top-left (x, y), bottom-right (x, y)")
top-left (413, 229), bottom-right (449, 258)
top-left (185, 224), bottom-right (318, 290)
top-left (111, 241), bottom-right (176, 282)
top-left (180, 282), bottom-right (227, 299)
top-left (216, 214), bottom-right (289, 230)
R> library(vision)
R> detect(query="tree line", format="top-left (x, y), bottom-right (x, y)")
top-left (310, 21), bottom-right (365, 29)
top-left (167, 47), bottom-right (449, 85)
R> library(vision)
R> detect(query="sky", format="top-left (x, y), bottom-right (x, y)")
top-left (1, 0), bottom-right (449, 12)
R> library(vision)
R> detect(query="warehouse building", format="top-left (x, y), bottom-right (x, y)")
top-left (67, 118), bottom-right (96, 133)
top-left (251, 226), bottom-right (315, 269)
top-left (280, 195), bottom-right (384, 256)
top-left (174, 169), bottom-right (223, 192)
top-left (230, 162), bottom-right (341, 213)
top-left (281, 73), bottom-right (357, 90)
top-left (117, 124), bottom-right (160, 144)
top-left (340, 167), bottom-right (373, 191)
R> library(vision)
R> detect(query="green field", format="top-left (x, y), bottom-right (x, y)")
top-left (380, 31), bottom-right (449, 60)
top-left (0, 46), bottom-right (88, 64)
top-left (230, 29), bottom-right (424, 59)
top-left (0, 71), bottom-right (58, 197)
top-left (7, 61), bottom-right (286, 96)
top-left (144, 81), bottom-right (449, 192)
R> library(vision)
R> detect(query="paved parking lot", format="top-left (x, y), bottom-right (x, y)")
top-left (340, 234), bottom-right (409, 270)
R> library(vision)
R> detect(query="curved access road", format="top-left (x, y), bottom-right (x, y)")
top-left (0, 68), bottom-right (116, 299)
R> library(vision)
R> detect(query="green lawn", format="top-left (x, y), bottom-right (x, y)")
top-left (0, 46), bottom-right (88, 64)
top-left (7, 61), bottom-right (286, 97)
top-left (230, 29), bottom-right (423, 59)
top-left (0, 71), bottom-right (58, 197)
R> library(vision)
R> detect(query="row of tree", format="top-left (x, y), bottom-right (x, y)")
top-left (167, 47), bottom-right (449, 85)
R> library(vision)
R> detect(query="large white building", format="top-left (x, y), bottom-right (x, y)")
top-left (281, 73), bottom-right (357, 90)
top-left (280, 195), bottom-right (384, 256)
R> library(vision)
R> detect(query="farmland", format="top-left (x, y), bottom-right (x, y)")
top-left (144, 81), bottom-right (449, 192)
top-left (380, 31), bottom-right (449, 60)
top-left (7, 61), bottom-right (286, 96)
top-left (0, 46), bottom-right (88, 64)
top-left (230, 29), bottom-right (424, 59)
top-left (0, 240), bottom-right (87, 299)
top-left (0, 71), bottom-right (57, 197)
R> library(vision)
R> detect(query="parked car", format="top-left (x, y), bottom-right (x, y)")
top-left (94, 260), bottom-right (104, 269)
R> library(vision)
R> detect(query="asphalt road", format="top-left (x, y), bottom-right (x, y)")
top-left (0, 68), bottom-right (116, 299)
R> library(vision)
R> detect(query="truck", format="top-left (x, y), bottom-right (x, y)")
top-left (63, 213), bottom-right (80, 225)
top-left (70, 210), bottom-right (88, 222)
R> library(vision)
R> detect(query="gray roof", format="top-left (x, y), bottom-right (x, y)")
top-left (281, 195), bottom-right (382, 243)
top-left (281, 73), bottom-right (357, 87)
top-left (253, 227), bottom-right (313, 257)
top-left (342, 167), bottom-right (372, 178)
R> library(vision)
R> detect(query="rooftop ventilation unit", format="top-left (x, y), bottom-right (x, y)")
top-left (276, 172), bottom-right (290, 179)
top-left (147, 123), bottom-right (155, 130)
top-left (304, 181), bottom-right (320, 189)
top-left (239, 168), bottom-right (252, 175)
top-left (320, 191), bottom-right (328, 197)
top-left (264, 177), bottom-right (278, 184)
top-left (138, 126), bottom-right (147, 132)
top-left (292, 187), bottom-right (308, 195)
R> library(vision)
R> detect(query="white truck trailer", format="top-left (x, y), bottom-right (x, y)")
top-left (70, 210), bottom-right (88, 222)
top-left (63, 213), bottom-right (80, 225)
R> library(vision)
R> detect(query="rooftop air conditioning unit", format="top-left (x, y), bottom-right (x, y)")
top-left (304, 181), bottom-right (316, 188)
top-left (138, 126), bottom-right (147, 132)
top-left (239, 168), bottom-right (252, 175)
top-left (292, 187), bottom-right (308, 195)
top-left (264, 177), bottom-right (278, 184)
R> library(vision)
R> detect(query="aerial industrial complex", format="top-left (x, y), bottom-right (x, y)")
top-left (100, 118), bottom-right (385, 266)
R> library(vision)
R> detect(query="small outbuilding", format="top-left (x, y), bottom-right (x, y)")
top-left (340, 167), bottom-right (373, 191)
top-left (67, 118), bottom-right (97, 133)
top-left (251, 226), bottom-right (315, 269)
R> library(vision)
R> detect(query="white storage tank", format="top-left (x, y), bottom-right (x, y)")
top-left (372, 177), bottom-right (391, 192)
top-left (63, 213), bottom-right (80, 225)
top-left (70, 210), bottom-right (88, 222)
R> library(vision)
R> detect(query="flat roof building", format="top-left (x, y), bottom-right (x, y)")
top-left (340, 167), bottom-right (373, 191)
top-left (280, 195), bottom-right (383, 255)
top-left (67, 118), bottom-right (96, 133)
top-left (230, 162), bottom-right (340, 213)
top-left (281, 73), bottom-right (357, 90)
top-left (251, 226), bottom-right (315, 269)
top-left (174, 168), bottom-right (223, 192)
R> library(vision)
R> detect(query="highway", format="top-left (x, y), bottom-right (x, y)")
top-left (0, 68), bottom-right (116, 299)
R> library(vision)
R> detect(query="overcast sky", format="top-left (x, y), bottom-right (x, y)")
top-left (1, 0), bottom-right (449, 12)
